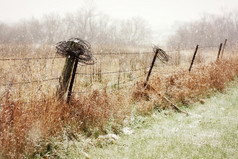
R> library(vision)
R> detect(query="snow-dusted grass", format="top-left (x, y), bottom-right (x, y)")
top-left (87, 81), bottom-right (238, 159)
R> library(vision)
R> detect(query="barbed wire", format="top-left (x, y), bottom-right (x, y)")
top-left (76, 66), bottom-right (150, 76)
top-left (0, 52), bottom-right (154, 61)
top-left (0, 77), bottom-right (59, 87)
top-left (0, 42), bottom-right (228, 105)
top-left (0, 57), bottom-right (64, 61)
top-left (93, 52), bottom-right (153, 55)
top-left (0, 45), bottom-right (220, 61)
top-left (0, 44), bottom-right (222, 89)
top-left (72, 72), bottom-right (147, 94)
top-left (0, 66), bottom-right (161, 87)
top-left (0, 96), bottom-right (58, 105)
top-left (165, 45), bottom-right (218, 53)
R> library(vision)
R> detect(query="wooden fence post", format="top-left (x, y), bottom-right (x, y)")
top-left (67, 58), bottom-right (79, 103)
top-left (57, 56), bottom-right (76, 101)
top-left (56, 38), bottom-right (93, 103)
top-left (217, 43), bottom-right (223, 60)
top-left (189, 45), bottom-right (199, 72)
top-left (221, 39), bottom-right (227, 58)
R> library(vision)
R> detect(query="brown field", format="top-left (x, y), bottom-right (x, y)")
top-left (0, 44), bottom-right (237, 158)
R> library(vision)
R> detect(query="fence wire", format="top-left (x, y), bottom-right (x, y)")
top-left (0, 45), bottom-right (220, 88)
top-left (0, 56), bottom-right (64, 61)
top-left (76, 66), bottom-right (150, 76)
top-left (0, 45), bottom-right (218, 61)
top-left (0, 77), bottom-right (59, 87)
top-left (72, 72), bottom-right (147, 94)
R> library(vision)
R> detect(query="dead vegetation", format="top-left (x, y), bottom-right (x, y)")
top-left (0, 44), bottom-right (238, 158)
top-left (133, 57), bottom-right (238, 109)
top-left (0, 89), bottom-right (131, 158)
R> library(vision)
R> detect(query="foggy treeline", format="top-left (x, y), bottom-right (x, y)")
top-left (1, 6), bottom-right (238, 50)
top-left (0, 7), bottom-right (151, 46)
top-left (167, 11), bottom-right (238, 50)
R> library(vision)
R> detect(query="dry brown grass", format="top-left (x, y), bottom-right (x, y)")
top-left (133, 56), bottom-right (238, 110)
top-left (1, 44), bottom-right (238, 158)
top-left (0, 89), bottom-right (131, 158)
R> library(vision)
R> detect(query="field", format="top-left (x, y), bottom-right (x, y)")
top-left (0, 44), bottom-right (238, 158)
top-left (88, 80), bottom-right (238, 159)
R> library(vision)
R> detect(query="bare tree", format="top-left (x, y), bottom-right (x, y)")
top-left (167, 11), bottom-right (238, 50)
top-left (0, 1), bottom-right (152, 47)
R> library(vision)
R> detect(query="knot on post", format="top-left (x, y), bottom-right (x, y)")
top-left (56, 38), bottom-right (94, 103)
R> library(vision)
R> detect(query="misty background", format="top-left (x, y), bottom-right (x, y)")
top-left (1, 0), bottom-right (238, 49)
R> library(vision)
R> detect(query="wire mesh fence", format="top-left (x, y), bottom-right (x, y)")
top-left (0, 44), bottom-right (227, 102)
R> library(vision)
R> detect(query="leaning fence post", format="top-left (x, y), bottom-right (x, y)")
top-left (56, 38), bottom-right (93, 103)
top-left (67, 58), bottom-right (79, 103)
top-left (144, 46), bottom-right (169, 87)
top-left (217, 43), bottom-right (223, 60)
top-left (189, 45), bottom-right (199, 72)
top-left (57, 56), bottom-right (76, 101)
top-left (221, 39), bottom-right (227, 58)
top-left (144, 49), bottom-right (159, 87)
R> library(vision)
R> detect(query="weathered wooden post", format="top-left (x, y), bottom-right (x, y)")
top-left (221, 39), bottom-right (227, 58)
top-left (58, 56), bottom-right (76, 100)
top-left (189, 45), bottom-right (199, 72)
top-left (56, 38), bottom-right (93, 103)
top-left (217, 43), bottom-right (223, 60)
top-left (67, 57), bottom-right (79, 103)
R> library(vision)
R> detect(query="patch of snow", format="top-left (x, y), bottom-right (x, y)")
top-left (107, 134), bottom-right (119, 140)
top-left (122, 127), bottom-right (134, 135)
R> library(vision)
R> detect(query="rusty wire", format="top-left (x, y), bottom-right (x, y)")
top-left (153, 45), bottom-right (169, 63)
top-left (72, 72), bottom-right (146, 94)
top-left (0, 45), bottom-right (218, 61)
top-left (0, 77), bottom-right (59, 87)
top-left (76, 66), bottom-right (150, 76)
top-left (56, 38), bottom-right (94, 65)
top-left (93, 52), bottom-right (154, 55)
top-left (0, 57), bottom-right (64, 61)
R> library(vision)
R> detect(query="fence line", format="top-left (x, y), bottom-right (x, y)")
top-left (0, 52), bottom-right (154, 61)
top-left (76, 66), bottom-right (150, 76)
top-left (0, 66), bottom-right (150, 87)
top-left (0, 56), bottom-right (64, 61)
top-left (0, 45), bottom-right (218, 61)
top-left (72, 73), bottom-right (146, 94)
top-left (93, 52), bottom-right (153, 55)
top-left (0, 77), bottom-right (59, 87)
top-left (0, 65), bottom-right (183, 87)
top-left (0, 44), bottom-right (224, 93)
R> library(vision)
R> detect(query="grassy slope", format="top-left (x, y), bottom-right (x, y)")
top-left (87, 82), bottom-right (238, 159)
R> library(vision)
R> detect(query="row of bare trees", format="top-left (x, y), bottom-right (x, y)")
top-left (0, 7), bottom-right (151, 46)
top-left (167, 11), bottom-right (238, 50)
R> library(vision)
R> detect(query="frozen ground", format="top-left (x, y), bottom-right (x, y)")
top-left (86, 82), bottom-right (238, 159)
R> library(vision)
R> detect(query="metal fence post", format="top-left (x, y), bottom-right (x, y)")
top-left (221, 39), bottom-right (227, 58)
top-left (144, 49), bottom-right (159, 87)
top-left (189, 45), bottom-right (199, 72)
top-left (217, 43), bottom-right (223, 60)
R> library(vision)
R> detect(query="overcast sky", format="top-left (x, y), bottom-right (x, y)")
top-left (1, 0), bottom-right (238, 41)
